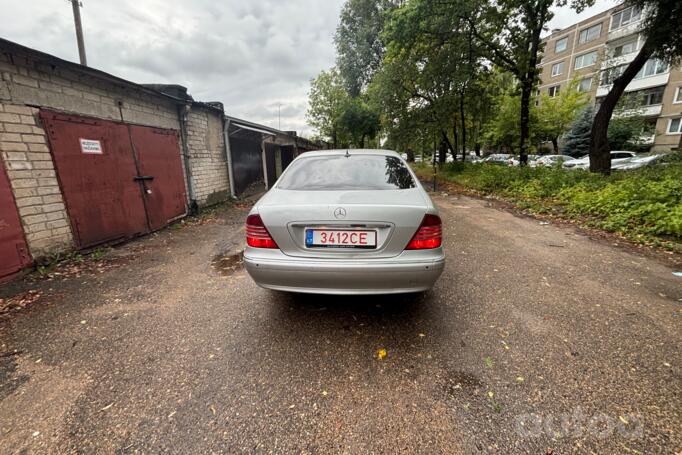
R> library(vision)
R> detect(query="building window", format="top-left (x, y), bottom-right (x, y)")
top-left (612, 38), bottom-right (639, 58)
top-left (674, 87), bottom-right (682, 104)
top-left (641, 87), bottom-right (664, 106)
top-left (611, 6), bottom-right (642, 31)
top-left (548, 85), bottom-right (561, 97)
top-left (667, 117), bottom-right (682, 134)
top-left (575, 51), bottom-right (598, 69)
top-left (634, 59), bottom-right (669, 79)
top-left (578, 23), bottom-right (602, 44)
top-left (578, 77), bottom-right (592, 92)
top-left (555, 37), bottom-right (568, 53)
top-left (600, 64), bottom-right (626, 85)
top-left (551, 61), bottom-right (564, 77)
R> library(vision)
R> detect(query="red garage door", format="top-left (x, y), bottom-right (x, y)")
top-left (41, 111), bottom-right (187, 249)
top-left (0, 158), bottom-right (32, 281)
top-left (129, 125), bottom-right (187, 231)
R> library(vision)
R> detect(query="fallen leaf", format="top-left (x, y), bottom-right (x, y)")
top-left (322, 390), bottom-right (328, 397)
top-left (210, 405), bottom-right (216, 415)
top-left (487, 391), bottom-right (494, 399)
top-left (377, 349), bottom-right (387, 360)
top-left (619, 415), bottom-right (629, 425)
top-left (100, 403), bottom-right (114, 411)
top-left (418, 333), bottom-right (426, 338)
top-left (516, 376), bottom-right (525, 383)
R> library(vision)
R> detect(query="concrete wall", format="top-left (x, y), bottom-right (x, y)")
top-left (0, 43), bottom-right (230, 261)
top-left (185, 105), bottom-right (230, 206)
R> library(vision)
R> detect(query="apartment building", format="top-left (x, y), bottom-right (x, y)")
top-left (538, 3), bottom-right (682, 151)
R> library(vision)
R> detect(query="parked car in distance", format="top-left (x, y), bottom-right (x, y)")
top-left (612, 153), bottom-right (669, 171)
top-left (532, 155), bottom-right (575, 167)
top-left (243, 149), bottom-right (445, 295)
top-left (464, 154), bottom-right (483, 163)
top-left (482, 154), bottom-right (513, 165)
top-left (563, 151), bottom-right (636, 170)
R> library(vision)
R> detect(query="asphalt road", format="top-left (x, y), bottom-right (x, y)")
top-left (0, 193), bottom-right (680, 454)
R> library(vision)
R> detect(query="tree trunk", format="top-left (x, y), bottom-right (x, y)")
top-left (589, 45), bottom-right (652, 174)
top-left (474, 142), bottom-right (481, 156)
top-left (551, 137), bottom-right (559, 154)
top-left (438, 140), bottom-right (447, 164)
top-left (460, 92), bottom-right (467, 161)
top-left (519, 80), bottom-right (532, 165)
top-left (440, 129), bottom-right (454, 158)
top-left (452, 117), bottom-right (459, 161)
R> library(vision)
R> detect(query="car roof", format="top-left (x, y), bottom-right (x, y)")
top-left (297, 149), bottom-right (401, 159)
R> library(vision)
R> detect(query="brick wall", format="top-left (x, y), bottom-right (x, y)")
top-left (185, 105), bottom-right (231, 206)
top-left (0, 103), bottom-right (72, 256)
top-left (0, 42), bottom-right (233, 262)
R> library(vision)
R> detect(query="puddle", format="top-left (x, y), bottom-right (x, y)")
top-left (211, 251), bottom-right (244, 276)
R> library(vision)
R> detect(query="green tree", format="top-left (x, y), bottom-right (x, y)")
top-left (334, 0), bottom-right (400, 96)
top-left (306, 68), bottom-right (350, 147)
top-left (589, 0), bottom-right (682, 173)
top-left (483, 87), bottom-right (538, 153)
top-left (337, 98), bottom-right (381, 148)
top-left (429, 0), bottom-right (593, 164)
top-left (536, 79), bottom-right (589, 153)
top-left (368, 0), bottom-right (488, 160)
top-left (563, 105), bottom-right (595, 157)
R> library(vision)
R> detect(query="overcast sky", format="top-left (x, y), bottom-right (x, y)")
top-left (0, 0), bottom-right (616, 136)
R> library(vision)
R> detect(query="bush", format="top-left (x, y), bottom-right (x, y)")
top-left (418, 161), bottom-right (682, 246)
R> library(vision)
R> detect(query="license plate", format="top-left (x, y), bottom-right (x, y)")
top-left (305, 229), bottom-right (377, 249)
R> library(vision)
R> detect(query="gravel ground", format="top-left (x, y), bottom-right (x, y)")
top-left (0, 193), bottom-right (680, 454)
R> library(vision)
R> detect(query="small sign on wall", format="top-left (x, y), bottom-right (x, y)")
top-left (79, 138), bottom-right (103, 154)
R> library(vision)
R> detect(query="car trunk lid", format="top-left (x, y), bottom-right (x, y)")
top-left (257, 188), bottom-right (429, 259)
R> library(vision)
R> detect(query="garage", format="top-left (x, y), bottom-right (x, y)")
top-left (40, 111), bottom-right (187, 249)
top-left (0, 157), bottom-right (31, 282)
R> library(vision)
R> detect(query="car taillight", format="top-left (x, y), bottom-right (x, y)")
top-left (406, 214), bottom-right (442, 250)
top-left (246, 214), bottom-right (278, 248)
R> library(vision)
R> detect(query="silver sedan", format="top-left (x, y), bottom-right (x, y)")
top-left (243, 149), bottom-right (445, 295)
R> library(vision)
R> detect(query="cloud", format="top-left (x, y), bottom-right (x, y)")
top-left (1, 0), bottom-right (617, 136)
top-left (0, 0), bottom-right (345, 136)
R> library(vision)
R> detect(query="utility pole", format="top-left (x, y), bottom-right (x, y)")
top-left (277, 103), bottom-right (282, 130)
top-left (70, 0), bottom-right (87, 65)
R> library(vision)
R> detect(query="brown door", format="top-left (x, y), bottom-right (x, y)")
top-left (41, 111), bottom-right (149, 248)
top-left (129, 125), bottom-right (187, 231)
top-left (41, 111), bottom-right (188, 249)
top-left (0, 157), bottom-right (32, 281)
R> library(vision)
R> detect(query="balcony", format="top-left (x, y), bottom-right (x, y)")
top-left (612, 104), bottom-right (662, 118)
top-left (596, 72), bottom-right (670, 97)
top-left (607, 21), bottom-right (642, 42)
top-left (600, 52), bottom-right (636, 69)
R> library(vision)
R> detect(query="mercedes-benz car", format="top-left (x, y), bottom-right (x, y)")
top-left (243, 149), bottom-right (445, 295)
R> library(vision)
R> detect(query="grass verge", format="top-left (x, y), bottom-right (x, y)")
top-left (412, 159), bottom-right (682, 253)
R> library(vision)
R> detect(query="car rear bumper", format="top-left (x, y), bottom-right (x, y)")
top-left (243, 247), bottom-right (445, 295)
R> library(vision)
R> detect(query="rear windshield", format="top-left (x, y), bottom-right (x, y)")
top-left (276, 155), bottom-right (416, 191)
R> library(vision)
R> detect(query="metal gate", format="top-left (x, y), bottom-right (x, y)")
top-left (0, 157), bottom-right (31, 281)
top-left (41, 111), bottom-right (187, 249)
top-left (129, 125), bottom-right (187, 231)
top-left (229, 136), bottom-right (263, 195)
